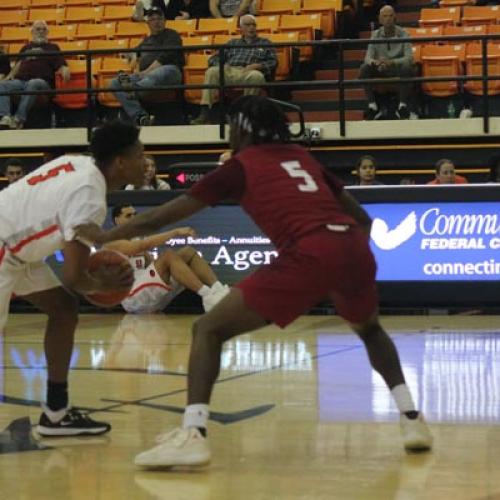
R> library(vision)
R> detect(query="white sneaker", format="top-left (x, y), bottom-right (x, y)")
top-left (400, 413), bottom-right (433, 452)
top-left (134, 427), bottom-right (211, 468)
top-left (459, 108), bottom-right (473, 119)
top-left (202, 286), bottom-right (230, 312)
top-left (0, 115), bottom-right (12, 129)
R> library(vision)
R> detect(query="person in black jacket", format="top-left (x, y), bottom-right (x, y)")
top-left (110, 7), bottom-right (184, 126)
top-left (133, 0), bottom-right (210, 21)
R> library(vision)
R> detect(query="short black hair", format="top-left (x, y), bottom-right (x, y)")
top-left (111, 204), bottom-right (130, 224)
top-left (89, 121), bottom-right (140, 168)
top-left (228, 96), bottom-right (290, 145)
top-left (3, 158), bottom-right (25, 173)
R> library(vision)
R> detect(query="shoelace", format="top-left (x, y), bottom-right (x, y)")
top-left (65, 408), bottom-right (92, 423)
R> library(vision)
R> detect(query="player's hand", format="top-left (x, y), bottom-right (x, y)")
top-left (75, 223), bottom-right (107, 245)
top-left (92, 262), bottom-right (134, 291)
top-left (174, 226), bottom-right (196, 238)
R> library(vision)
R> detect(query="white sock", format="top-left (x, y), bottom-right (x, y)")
top-left (391, 384), bottom-right (416, 413)
top-left (197, 285), bottom-right (211, 297)
top-left (399, 102), bottom-right (407, 109)
top-left (183, 404), bottom-right (209, 429)
top-left (368, 102), bottom-right (378, 110)
top-left (210, 281), bottom-right (224, 292)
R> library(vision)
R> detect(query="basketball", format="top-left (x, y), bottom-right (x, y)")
top-left (84, 249), bottom-right (133, 307)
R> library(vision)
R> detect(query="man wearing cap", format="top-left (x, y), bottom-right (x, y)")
top-left (110, 6), bottom-right (184, 126)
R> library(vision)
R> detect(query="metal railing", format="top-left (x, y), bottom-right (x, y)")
top-left (2, 32), bottom-right (500, 139)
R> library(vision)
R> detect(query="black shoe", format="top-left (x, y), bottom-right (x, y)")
top-left (364, 107), bottom-right (383, 120)
top-left (136, 114), bottom-right (154, 127)
top-left (36, 407), bottom-right (112, 437)
top-left (396, 105), bottom-right (410, 120)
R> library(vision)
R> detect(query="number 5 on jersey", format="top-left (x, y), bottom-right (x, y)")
top-left (280, 161), bottom-right (319, 192)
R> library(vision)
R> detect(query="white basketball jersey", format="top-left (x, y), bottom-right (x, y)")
top-left (0, 155), bottom-right (107, 262)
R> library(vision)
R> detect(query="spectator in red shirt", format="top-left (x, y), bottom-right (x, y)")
top-left (77, 96), bottom-right (433, 469)
top-left (427, 159), bottom-right (468, 185)
top-left (0, 20), bottom-right (70, 130)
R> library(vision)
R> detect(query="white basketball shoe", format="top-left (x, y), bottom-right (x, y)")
top-left (134, 427), bottom-right (211, 468)
top-left (400, 413), bottom-right (433, 452)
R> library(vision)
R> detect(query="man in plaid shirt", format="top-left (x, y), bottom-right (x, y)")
top-left (191, 14), bottom-right (277, 124)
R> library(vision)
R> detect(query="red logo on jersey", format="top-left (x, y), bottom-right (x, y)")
top-left (27, 162), bottom-right (75, 186)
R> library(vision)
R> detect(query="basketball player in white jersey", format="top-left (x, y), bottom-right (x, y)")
top-left (0, 121), bottom-right (145, 437)
top-left (106, 204), bottom-right (229, 314)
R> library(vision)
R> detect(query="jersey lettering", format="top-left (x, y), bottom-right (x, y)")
top-left (27, 162), bottom-right (75, 186)
top-left (280, 161), bottom-right (319, 192)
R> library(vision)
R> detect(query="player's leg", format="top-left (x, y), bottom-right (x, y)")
top-left (134, 287), bottom-right (268, 468)
top-left (176, 246), bottom-right (218, 287)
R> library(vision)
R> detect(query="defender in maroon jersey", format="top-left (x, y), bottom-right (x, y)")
top-left (77, 96), bottom-right (432, 468)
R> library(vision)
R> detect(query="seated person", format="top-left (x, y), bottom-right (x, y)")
top-left (106, 205), bottom-right (229, 313)
top-left (427, 159), bottom-right (468, 185)
top-left (133, 0), bottom-right (210, 21)
top-left (210, 0), bottom-right (256, 18)
top-left (0, 20), bottom-right (70, 130)
top-left (353, 155), bottom-right (384, 185)
top-left (191, 15), bottom-right (277, 125)
top-left (125, 155), bottom-right (171, 190)
top-left (359, 6), bottom-right (414, 121)
top-left (110, 7), bottom-right (184, 126)
top-left (3, 158), bottom-right (26, 187)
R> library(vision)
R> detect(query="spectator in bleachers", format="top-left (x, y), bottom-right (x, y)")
top-left (0, 21), bottom-right (70, 130)
top-left (427, 159), bottom-right (468, 185)
top-left (0, 46), bottom-right (11, 80)
top-left (191, 14), bottom-right (277, 125)
top-left (210, 0), bottom-right (256, 18)
top-left (353, 155), bottom-right (384, 185)
top-left (359, 6), bottom-right (414, 121)
top-left (110, 7), bottom-right (184, 126)
top-left (133, 0), bottom-right (210, 21)
top-left (125, 155), bottom-right (171, 190)
top-left (3, 158), bottom-right (25, 186)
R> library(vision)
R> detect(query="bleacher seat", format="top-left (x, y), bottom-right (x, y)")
top-left (165, 19), bottom-right (197, 36)
top-left (96, 56), bottom-right (132, 107)
top-left (0, 0), bottom-right (29, 9)
top-left (28, 8), bottom-right (65, 25)
top-left (256, 15), bottom-right (281, 33)
top-left (102, 5), bottom-right (132, 22)
top-left (0, 11), bottom-right (28, 27)
top-left (75, 22), bottom-right (115, 40)
top-left (53, 59), bottom-right (97, 109)
top-left (259, 0), bottom-right (301, 15)
top-left (266, 31), bottom-right (299, 80)
top-left (183, 53), bottom-right (210, 103)
top-left (461, 6), bottom-right (499, 26)
top-left (419, 8), bottom-right (461, 27)
top-left (58, 39), bottom-right (88, 57)
top-left (301, 0), bottom-right (340, 39)
top-left (1, 27), bottom-right (31, 44)
top-left (196, 18), bottom-right (238, 35)
top-left (464, 42), bottom-right (500, 95)
top-left (405, 26), bottom-right (444, 44)
top-left (279, 14), bottom-right (320, 61)
top-left (48, 24), bottom-right (78, 41)
top-left (182, 35), bottom-right (214, 54)
top-left (64, 6), bottom-right (103, 23)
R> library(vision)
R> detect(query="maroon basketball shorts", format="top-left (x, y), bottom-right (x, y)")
top-left (235, 226), bottom-right (378, 327)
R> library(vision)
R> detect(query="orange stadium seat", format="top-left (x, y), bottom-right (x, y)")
top-left (461, 6), bottom-right (500, 26)
top-left (114, 21), bottom-right (148, 39)
top-left (419, 8), bottom-right (461, 27)
top-left (48, 24), bottom-right (78, 41)
top-left (58, 39), bottom-right (88, 58)
top-left (444, 25), bottom-right (487, 38)
top-left (183, 53), bottom-right (210, 103)
top-left (196, 17), bottom-right (238, 35)
top-left (62, 0), bottom-right (94, 5)
top-left (405, 26), bottom-right (444, 44)
top-left (75, 22), bottom-right (115, 40)
top-left (279, 14), bottom-right (320, 61)
top-left (266, 31), bottom-right (299, 80)
top-left (7, 43), bottom-right (25, 55)
top-left (212, 34), bottom-right (239, 45)
top-left (165, 19), bottom-right (197, 36)
top-left (53, 59), bottom-right (97, 109)
top-left (421, 43), bottom-right (465, 97)
top-left (88, 38), bottom-right (129, 53)
top-left (439, 0), bottom-right (469, 6)
top-left (301, 0), bottom-right (340, 39)
top-left (65, 6), bottom-right (103, 23)
top-left (30, 0), bottom-right (63, 6)
top-left (0, 11), bottom-right (28, 27)
top-left (182, 35), bottom-right (214, 54)
top-left (0, 0), bottom-right (29, 8)
top-left (258, 0), bottom-right (301, 15)
top-left (95, 0), bottom-right (131, 4)
top-left (256, 15), bottom-right (281, 33)
top-left (411, 44), bottom-right (422, 64)
top-left (28, 8), bottom-right (65, 25)
top-left (0, 27), bottom-right (31, 44)
top-left (102, 5), bottom-right (132, 21)
top-left (464, 42), bottom-right (500, 95)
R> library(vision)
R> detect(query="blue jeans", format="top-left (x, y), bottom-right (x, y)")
top-left (109, 65), bottom-right (182, 120)
top-left (0, 78), bottom-right (50, 123)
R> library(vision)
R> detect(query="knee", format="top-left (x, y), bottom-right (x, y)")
top-left (177, 245), bottom-right (197, 261)
top-left (109, 77), bottom-right (121, 90)
top-left (205, 66), bottom-right (220, 81)
top-left (25, 78), bottom-right (47, 90)
top-left (247, 70), bottom-right (265, 83)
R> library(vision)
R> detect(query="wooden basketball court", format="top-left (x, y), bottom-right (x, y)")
top-left (1, 313), bottom-right (499, 499)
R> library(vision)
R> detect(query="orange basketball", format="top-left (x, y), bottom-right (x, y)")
top-left (84, 249), bottom-right (133, 307)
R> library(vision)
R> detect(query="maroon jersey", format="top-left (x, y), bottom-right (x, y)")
top-left (188, 143), bottom-right (357, 250)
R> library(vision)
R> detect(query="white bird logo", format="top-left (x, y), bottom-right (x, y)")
top-left (371, 211), bottom-right (417, 250)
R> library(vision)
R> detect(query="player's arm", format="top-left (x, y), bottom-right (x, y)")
top-left (104, 227), bottom-right (196, 255)
top-left (338, 190), bottom-right (372, 234)
top-left (62, 240), bottom-right (134, 294)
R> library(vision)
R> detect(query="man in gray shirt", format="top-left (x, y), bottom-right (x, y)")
top-left (359, 6), bottom-right (414, 120)
top-left (110, 7), bottom-right (184, 126)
